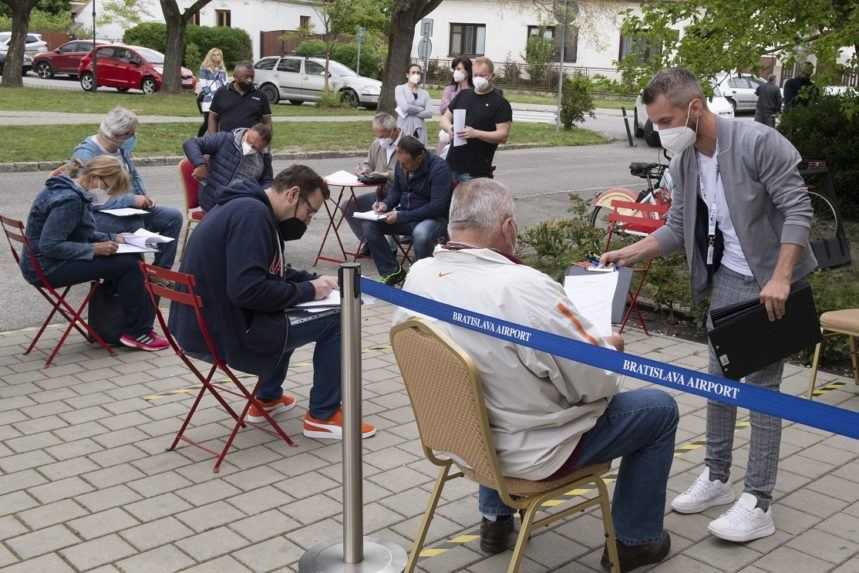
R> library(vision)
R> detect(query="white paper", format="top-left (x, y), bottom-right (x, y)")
top-left (453, 109), bottom-right (467, 147)
top-left (118, 228), bottom-right (175, 250)
top-left (100, 208), bottom-right (149, 217)
top-left (325, 170), bottom-right (361, 188)
top-left (296, 290), bottom-right (341, 308)
top-left (563, 272), bottom-right (619, 338)
top-left (117, 243), bottom-right (158, 254)
top-left (352, 210), bottom-right (387, 222)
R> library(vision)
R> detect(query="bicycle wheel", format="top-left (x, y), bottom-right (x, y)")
top-left (589, 205), bottom-right (612, 230)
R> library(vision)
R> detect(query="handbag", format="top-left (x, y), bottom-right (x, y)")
top-left (88, 281), bottom-right (124, 345)
top-left (808, 191), bottom-right (852, 270)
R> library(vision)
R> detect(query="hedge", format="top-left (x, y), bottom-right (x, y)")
top-left (122, 23), bottom-right (252, 71)
top-left (295, 40), bottom-right (383, 79)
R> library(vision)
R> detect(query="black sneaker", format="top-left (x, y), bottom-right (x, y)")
top-left (480, 515), bottom-right (514, 555)
top-left (601, 531), bottom-right (671, 572)
top-left (381, 266), bottom-right (407, 286)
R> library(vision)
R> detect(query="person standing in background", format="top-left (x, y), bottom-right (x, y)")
top-left (783, 63), bottom-right (817, 111)
top-left (195, 48), bottom-right (228, 137)
top-left (395, 64), bottom-right (433, 145)
top-left (754, 75), bottom-right (782, 127)
top-left (437, 57), bottom-right (473, 155)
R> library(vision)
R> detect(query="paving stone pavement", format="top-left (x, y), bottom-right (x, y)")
top-left (0, 300), bottom-right (856, 572)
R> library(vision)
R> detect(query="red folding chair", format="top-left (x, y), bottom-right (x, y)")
top-left (178, 159), bottom-right (205, 266)
top-left (0, 215), bottom-right (114, 367)
top-left (605, 200), bottom-right (670, 335)
top-left (139, 262), bottom-right (295, 472)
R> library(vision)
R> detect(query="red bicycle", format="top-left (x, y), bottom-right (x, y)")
top-left (590, 162), bottom-right (672, 229)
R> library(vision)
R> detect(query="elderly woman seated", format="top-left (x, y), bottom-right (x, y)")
top-left (20, 155), bottom-right (168, 352)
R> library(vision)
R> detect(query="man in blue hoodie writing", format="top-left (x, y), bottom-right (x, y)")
top-left (170, 166), bottom-right (376, 440)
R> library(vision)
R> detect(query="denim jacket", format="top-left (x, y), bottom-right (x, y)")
top-left (72, 136), bottom-right (145, 209)
top-left (20, 175), bottom-right (112, 283)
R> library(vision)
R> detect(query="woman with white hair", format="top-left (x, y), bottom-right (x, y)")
top-left (196, 48), bottom-right (228, 137)
top-left (72, 106), bottom-right (184, 270)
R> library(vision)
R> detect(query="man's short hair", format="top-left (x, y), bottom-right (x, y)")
top-left (272, 165), bottom-right (329, 200)
top-left (768, 74), bottom-right (777, 83)
top-left (472, 56), bottom-right (494, 74)
top-left (234, 61), bottom-right (254, 74)
top-left (250, 123), bottom-right (273, 145)
top-left (448, 178), bottom-right (514, 232)
top-left (642, 68), bottom-right (705, 108)
top-left (800, 62), bottom-right (815, 77)
top-left (396, 135), bottom-right (425, 158)
top-left (100, 106), bottom-right (138, 139)
top-left (372, 112), bottom-right (397, 131)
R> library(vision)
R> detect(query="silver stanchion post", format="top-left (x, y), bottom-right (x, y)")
top-left (299, 264), bottom-right (407, 573)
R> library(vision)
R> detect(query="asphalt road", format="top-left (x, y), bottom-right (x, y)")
top-left (0, 142), bottom-right (662, 332)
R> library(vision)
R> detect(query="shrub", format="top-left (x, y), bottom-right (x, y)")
top-left (318, 89), bottom-right (344, 109)
top-left (0, 9), bottom-right (72, 33)
top-left (184, 42), bottom-right (202, 75)
top-left (123, 23), bottom-right (252, 70)
top-left (295, 39), bottom-right (326, 57)
top-left (590, 74), bottom-right (637, 97)
top-left (559, 73), bottom-right (596, 129)
top-left (524, 33), bottom-right (553, 88)
top-left (778, 91), bottom-right (859, 218)
top-left (295, 40), bottom-right (383, 79)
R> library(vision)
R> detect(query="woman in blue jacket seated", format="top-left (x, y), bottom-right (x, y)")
top-left (20, 156), bottom-right (169, 352)
top-left (182, 123), bottom-right (274, 212)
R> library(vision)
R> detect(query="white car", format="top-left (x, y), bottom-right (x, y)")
top-left (253, 55), bottom-right (381, 108)
top-left (0, 32), bottom-right (48, 56)
top-left (634, 84), bottom-right (735, 148)
top-left (715, 73), bottom-right (768, 113)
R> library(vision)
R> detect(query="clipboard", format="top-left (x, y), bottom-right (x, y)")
top-left (708, 284), bottom-right (822, 380)
top-left (566, 265), bottom-right (634, 324)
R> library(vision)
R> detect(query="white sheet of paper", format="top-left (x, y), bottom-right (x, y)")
top-left (296, 290), bottom-right (341, 308)
top-left (116, 243), bottom-right (158, 254)
top-left (118, 228), bottom-right (174, 250)
top-left (325, 170), bottom-right (361, 188)
top-left (101, 208), bottom-right (149, 217)
top-left (352, 210), bottom-right (386, 222)
top-left (453, 109), bottom-right (467, 147)
top-left (563, 272), bottom-right (619, 338)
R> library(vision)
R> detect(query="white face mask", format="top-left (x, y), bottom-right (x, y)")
top-left (452, 69), bottom-right (466, 83)
top-left (657, 101), bottom-right (699, 156)
top-left (408, 73), bottom-right (421, 85)
top-left (241, 141), bottom-right (256, 156)
top-left (473, 76), bottom-right (491, 93)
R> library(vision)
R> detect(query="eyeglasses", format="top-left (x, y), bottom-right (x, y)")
top-left (300, 195), bottom-right (319, 216)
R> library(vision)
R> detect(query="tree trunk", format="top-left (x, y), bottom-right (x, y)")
top-left (378, 0), bottom-right (444, 113)
top-left (160, 0), bottom-right (185, 94)
top-left (1, 2), bottom-right (34, 88)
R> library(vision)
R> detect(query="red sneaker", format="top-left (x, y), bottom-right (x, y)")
top-left (119, 331), bottom-right (169, 352)
top-left (247, 395), bottom-right (297, 424)
top-left (303, 409), bottom-right (376, 440)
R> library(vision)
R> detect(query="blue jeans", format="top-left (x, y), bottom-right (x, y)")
top-left (479, 389), bottom-right (678, 546)
top-left (344, 192), bottom-right (378, 243)
top-left (94, 205), bottom-right (184, 269)
top-left (362, 217), bottom-right (447, 276)
top-left (256, 312), bottom-right (342, 420)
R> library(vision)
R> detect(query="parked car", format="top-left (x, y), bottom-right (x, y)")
top-left (634, 84), bottom-right (735, 148)
top-left (715, 73), bottom-right (769, 113)
top-left (253, 55), bottom-right (381, 108)
top-left (78, 44), bottom-right (196, 94)
top-left (0, 51), bottom-right (34, 74)
top-left (32, 40), bottom-right (106, 79)
top-left (0, 32), bottom-right (48, 56)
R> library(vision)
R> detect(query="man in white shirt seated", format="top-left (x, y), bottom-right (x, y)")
top-left (393, 179), bottom-right (679, 572)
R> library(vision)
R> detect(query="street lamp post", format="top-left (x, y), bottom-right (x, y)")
top-left (555, 0), bottom-right (568, 132)
top-left (91, 0), bottom-right (97, 91)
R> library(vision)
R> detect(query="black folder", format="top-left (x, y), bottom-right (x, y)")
top-left (708, 284), bottom-right (822, 380)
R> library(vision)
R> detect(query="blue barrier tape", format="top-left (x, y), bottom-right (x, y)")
top-left (362, 277), bottom-right (859, 440)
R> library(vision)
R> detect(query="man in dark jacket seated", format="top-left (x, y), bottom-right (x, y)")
top-left (359, 135), bottom-right (452, 285)
top-left (182, 123), bottom-right (274, 212)
top-left (169, 166), bottom-right (376, 439)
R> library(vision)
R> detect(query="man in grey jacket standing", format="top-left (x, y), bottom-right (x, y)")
top-left (602, 68), bottom-right (816, 543)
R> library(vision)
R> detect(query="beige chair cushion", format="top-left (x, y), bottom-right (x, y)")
top-left (821, 309), bottom-right (859, 334)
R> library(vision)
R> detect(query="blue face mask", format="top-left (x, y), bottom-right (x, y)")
top-left (120, 135), bottom-right (137, 154)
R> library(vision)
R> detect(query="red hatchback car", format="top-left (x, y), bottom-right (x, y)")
top-left (78, 44), bottom-right (196, 94)
top-left (32, 39), bottom-right (105, 79)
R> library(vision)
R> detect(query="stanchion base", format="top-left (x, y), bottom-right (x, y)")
top-left (298, 537), bottom-right (408, 573)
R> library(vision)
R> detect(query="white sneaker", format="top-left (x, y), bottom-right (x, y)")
top-left (708, 493), bottom-right (776, 542)
top-left (671, 468), bottom-right (735, 514)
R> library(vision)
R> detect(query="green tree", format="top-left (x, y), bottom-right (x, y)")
top-left (618, 0), bottom-right (859, 89)
top-left (0, 0), bottom-right (37, 87)
top-left (524, 30), bottom-right (553, 87)
top-left (159, 0), bottom-right (213, 93)
top-left (99, 0), bottom-right (152, 29)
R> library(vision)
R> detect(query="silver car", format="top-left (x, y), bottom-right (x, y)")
top-left (253, 55), bottom-right (381, 108)
top-left (716, 74), bottom-right (768, 113)
top-left (0, 32), bottom-right (48, 56)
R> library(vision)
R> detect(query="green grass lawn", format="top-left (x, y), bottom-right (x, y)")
top-left (0, 87), bottom-right (373, 118)
top-left (0, 120), bottom-right (608, 163)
